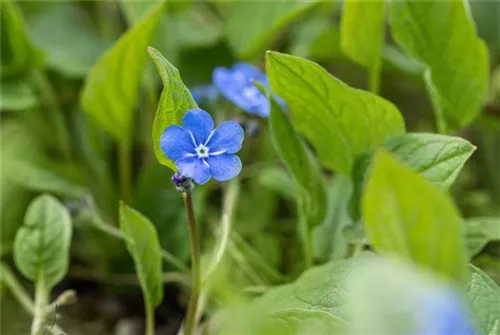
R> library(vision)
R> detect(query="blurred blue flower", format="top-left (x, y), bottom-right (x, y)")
top-left (190, 85), bottom-right (218, 105)
top-left (161, 108), bottom-right (244, 185)
top-left (418, 289), bottom-right (477, 335)
top-left (213, 62), bottom-right (271, 117)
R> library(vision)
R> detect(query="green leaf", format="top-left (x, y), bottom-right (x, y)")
top-left (349, 133), bottom-right (476, 222)
top-left (8, 158), bottom-right (87, 199)
top-left (0, 78), bottom-right (37, 111)
top-left (81, 1), bottom-right (164, 142)
top-left (148, 47), bottom-right (198, 170)
top-left (219, 254), bottom-right (372, 334)
top-left (340, 0), bottom-right (385, 69)
top-left (224, 2), bottom-right (318, 59)
top-left (266, 51), bottom-right (405, 175)
top-left (468, 265), bottom-right (500, 335)
top-left (389, 1), bottom-right (489, 131)
top-left (119, 203), bottom-right (163, 308)
top-left (0, 0), bottom-right (43, 79)
top-left (362, 150), bottom-right (468, 284)
top-left (13, 194), bottom-right (72, 289)
top-left (269, 97), bottom-right (326, 227)
top-left (28, 2), bottom-right (109, 78)
top-left (465, 217), bottom-right (500, 258)
top-left (313, 175), bottom-right (353, 262)
top-left (384, 133), bottom-right (476, 189)
top-left (258, 167), bottom-right (295, 201)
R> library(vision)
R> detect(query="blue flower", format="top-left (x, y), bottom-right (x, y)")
top-left (190, 85), bottom-right (218, 105)
top-left (161, 108), bottom-right (244, 185)
top-left (213, 62), bottom-right (271, 118)
top-left (417, 289), bottom-right (477, 335)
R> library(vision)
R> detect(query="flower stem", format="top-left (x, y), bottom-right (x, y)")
top-left (182, 192), bottom-right (201, 335)
top-left (118, 140), bottom-right (132, 202)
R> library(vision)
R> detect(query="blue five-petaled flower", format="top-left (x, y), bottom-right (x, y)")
top-left (161, 108), bottom-right (244, 185)
top-left (213, 62), bottom-right (271, 118)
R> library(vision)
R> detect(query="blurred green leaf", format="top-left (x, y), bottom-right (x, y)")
top-left (468, 265), bottom-right (500, 335)
top-left (119, 203), bottom-right (164, 308)
top-left (384, 133), bottom-right (476, 189)
top-left (266, 51), bottom-right (405, 175)
top-left (81, 2), bottom-right (164, 142)
top-left (0, 0), bottom-right (42, 79)
top-left (0, 78), bottom-right (37, 111)
top-left (313, 175), bottom-right (353, 262)
top-left (465, 217), bottom-right (500, 258)
top-left (28, 2), bottom-right (109, 78)
top-left (340, 0), bottom-right (384, 69)
top-left (390, 1), bottom-right (489, 132)
top-left (1, 121), bottom-right (43, 245)
top-left (148, 47), bottom-right (198, 170)
top-left (269, 97), bottom-right (326, 228)
top-left (13, 194), bottom-right (72, 289)
top-left (220, 254), bottom-right (372, 334)
top-left (258, 167), bottom-right (295, 201)
top-left (363, 150), bottom-right (468, 284)
top-left (8, 159), bottom-right (87, 199)
top-left (470, 1), bottom-right (500, 64)
top-left (224, 2), bottom-right (318, 59)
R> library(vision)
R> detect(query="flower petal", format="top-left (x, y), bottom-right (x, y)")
top-left (207, 154), bottom-right (242, 182)
top-left (176, 156), bottom-right (211, 185)
top-left (160, 125), bottom-right (194, 161)
top-left (182, 108), bottom-right (214, 145)
top-left (232, 62), bottom-right (266, 81)
top-left (207, 121), bottom-right (244, 154)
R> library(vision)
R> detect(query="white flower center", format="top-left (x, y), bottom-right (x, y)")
top-left (195, 144), bottom-right (210, 158)
top-left (242, 85), bottom-right (260, 102)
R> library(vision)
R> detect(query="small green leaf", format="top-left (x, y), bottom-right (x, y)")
top-left (119, 203), bottom-right (163, 308)
top-left (340, 0), bottom-right (385, 69)
top-left (468, 265), bottom-right (500, 335)
top-left (384, 133), bottom-right (476, 189)
top-left (266, 51), bottom-right (405, 175)
top-left (269, 97), bottom-right (326, 227)
top-left (13, 194), bottom-right (72, 289)
top-left (224, 2), bottom-right (318, 59)
top-left (0, 0), bottom-right (43, 79)
top-left (389, 1), bottom-right (489, 131)
top-left (362, 150), bottom-right (468, 284)
top-left (28, 2), bottom-right (109, 78)
top-left (148, 47), bottom-right (197, 170)
top-left (0, 78), bottom-right (37, 111)
top-left (81, 1), bottom-right (164, 142)
top-left (465, 217), bottom-right (500, 258)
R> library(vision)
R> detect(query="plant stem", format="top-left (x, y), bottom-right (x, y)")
top-left (298, 203), bottom-right (313, 269)
top-left (145, 298), bottom-right (155, 335)
top-left (369, 58), bottom-right (381, 95)
top-left (0, 263), bottom-right (65, 335)
top-left (118, 140), bottom-right (132, 202)
top-left (201, 179), bottom-right (240, 288)
top-left (31, 277), bottom-right (49, 335)
top-left (182, 192), bottom-right (201, 335)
